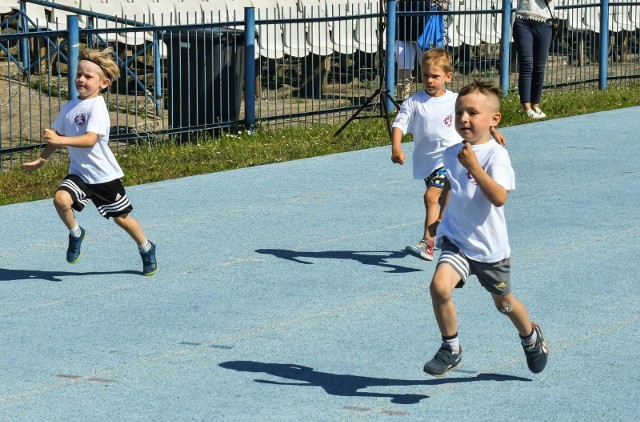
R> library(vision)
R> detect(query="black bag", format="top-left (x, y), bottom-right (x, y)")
top-left (544, 1), bottom-right (560, 40)
top-left (548, 17), bottom-right (560, 40)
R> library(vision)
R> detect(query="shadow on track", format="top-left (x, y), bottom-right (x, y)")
top-left (255, 249), bottom-right (422, 274)
top-left (220, 360), bottom-right (531, 404)
top-left (0, 267), bottom-right (140, 282)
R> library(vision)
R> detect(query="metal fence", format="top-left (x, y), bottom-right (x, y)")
top-left (1, 0), bottom-right (639, 169)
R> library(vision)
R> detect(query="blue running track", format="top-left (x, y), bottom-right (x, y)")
top-left (1, 108), bottom-right (639, 420)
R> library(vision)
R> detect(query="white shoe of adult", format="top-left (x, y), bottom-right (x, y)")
top-left (525, 108), bottom-right (545, 119)
top-left (533, 107), bottom-right (547, 118)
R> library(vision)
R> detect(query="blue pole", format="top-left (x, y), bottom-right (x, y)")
top-left (153, 35), bottom-right (162, 114)
top-left (599, 0), bottom-right (609, 90)
top-left (19, 0), bottom-right (29, 74)
top-left (499, 1), bottom-right (512, 94)
top-left (67, 15), bottom-right (79, 99)
top-left (386, 0), bottom-right (396, 108)
top-left (244, 7), bottom-right (256, 133)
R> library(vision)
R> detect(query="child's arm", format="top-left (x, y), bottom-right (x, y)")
top-left (458, 142), bottom-right (507, 207)
top-left (490, 127), bottom-right (506, 146)
top-left (44, 128), bottom-right (99, 148)
top-left (22, 142), bottom-right (60, 172)
top-left (391, 127), bottom-right (406, 165)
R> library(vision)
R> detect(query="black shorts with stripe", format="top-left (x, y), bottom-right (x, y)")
top-left (58, 174), bottom-right (133, 219)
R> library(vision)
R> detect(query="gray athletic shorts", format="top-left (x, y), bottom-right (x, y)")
top-left (437, 237), bottom-right (512, 296)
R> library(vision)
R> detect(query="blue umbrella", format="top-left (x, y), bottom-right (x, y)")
top-left (417, 6), bottom-right (445, 51)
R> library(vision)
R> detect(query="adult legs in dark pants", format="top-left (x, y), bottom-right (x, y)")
top-left (513, 18), bottom-right (553, 118)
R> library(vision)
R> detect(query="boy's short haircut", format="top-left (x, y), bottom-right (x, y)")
top-left (78, 47), bottom-right (120, 84)
top-left (458, 80), bottom-right (503, 112)
top-left (420, 48), bottom-right (453, 74)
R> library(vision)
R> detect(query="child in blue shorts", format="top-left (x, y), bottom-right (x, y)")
top-left (391, 48), bottom-right (505, 261)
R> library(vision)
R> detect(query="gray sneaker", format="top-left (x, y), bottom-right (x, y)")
top-left (423, 343), bottom-right (462, 377)
top-left (523, 323), bottom-right (548, 373)
top-left (405, 238), bottom-right (434, 261)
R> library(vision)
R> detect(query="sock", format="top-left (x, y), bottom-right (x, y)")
top-left (520, 327), bottom-right (538, 349)
top-left (138, 240), bottom-right (151, 253)
top-left (443, 333), bottom-right (460, 354)
top-left (69, 225), bottom-right (82, 238)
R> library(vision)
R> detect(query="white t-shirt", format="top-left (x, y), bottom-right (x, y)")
top-left (436, 140), bottom-right (516, 262)
top-left (53, 96), bottom-right (124, 184)
top-left (392, 89), bottom-right (460, 179)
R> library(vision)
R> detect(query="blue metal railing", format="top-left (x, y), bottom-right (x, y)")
top-left (1, 0), bottom-right (639, 169)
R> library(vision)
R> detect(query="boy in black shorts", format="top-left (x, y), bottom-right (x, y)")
top-left (23, 48), bottom-right (157, 276)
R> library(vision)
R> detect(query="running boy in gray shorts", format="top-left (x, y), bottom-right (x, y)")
top-left (422, 81), bottom-right (548, 377)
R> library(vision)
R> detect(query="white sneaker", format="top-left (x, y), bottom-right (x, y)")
top-left (525, 109), bottom-right (545, 119)
top-left (405, 238), bottom-right (434, 261)
top-left (533, 107), bottom-right (547, 118)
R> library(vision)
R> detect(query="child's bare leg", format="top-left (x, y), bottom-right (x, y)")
top-left (491, 293), bottom-right (532, 336)
top-left (54, 190), bottom-right (78, 230)
top-left (429, 263), bottom-right (461, 337)
top-left (424, 263), bottom-right (464, 376)
top-left (113, 213), bottom-right (147, 246)
top-left (493, 292), bottom-right (548, 373)
top-left (423, 186), bottom-right (442, 240)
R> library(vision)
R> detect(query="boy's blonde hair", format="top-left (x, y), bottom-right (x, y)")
top-left (78, 47), bottom-right (120, 84)
top-left (458, 80), bottom-right (503, 112)
top-left (420, 48), bottom-right (453, 74)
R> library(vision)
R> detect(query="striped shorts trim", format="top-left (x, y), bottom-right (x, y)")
top-left (57, 175), bottom-right (133, 219)
top-left (437, 237), bottom-right (512, 296)
top-left (438, 249), bottom-right (471, 281)
top-left (59, 178), bottom-right (90, 210)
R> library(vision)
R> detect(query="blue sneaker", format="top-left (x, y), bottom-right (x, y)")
top-left (523, 323), bottom-right (548, 373)
top-left (66, 227), bottom-right (85, 264)
top-left (140, 242), bottom-right (157, 276)
top-left (423, 343), bottom-right (462, 377)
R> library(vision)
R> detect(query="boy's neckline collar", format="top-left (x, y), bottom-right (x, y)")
top-left (424, 88), bottom-right (448, 98)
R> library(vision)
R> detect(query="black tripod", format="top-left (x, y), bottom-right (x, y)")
top-left (334, 0), bottom-right (401, 138)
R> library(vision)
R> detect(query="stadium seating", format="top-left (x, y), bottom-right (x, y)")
top-left (611, 3), bottom-right (636, 32)
top-left (476, 0), bottom-right (502, 44)
top-left (173, 0), bottom-right (202, 24)
top-left (198, 0), bottom-right (227, 23)
top-left (298, 0), bottom-right (333, 56)
top-left (145, 0), bottom-right (177, 26)
top-left (0, 0), bottom-right (14, 16)
top-left (326, 0), bottom-right (354, 55)
top-left (12, 0), bottom-right (640, 68)
top-left (254, 0), bottom-right (286, 59)
top-left (88, 0), bottom-right (147, 46)
top-left (225, 0), bottom-right (253, 24)
top-left (352, 0), bottom-right (382, 54)
top-left (49, 0), bottom-right (88, 29)
top-left (629, 4), bottom-right (640, 30)
top-left (278, 0), bottom-right (310, 58)
top-left (454, 1), bottom-right (481, 46)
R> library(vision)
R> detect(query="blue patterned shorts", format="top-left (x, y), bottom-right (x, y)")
top-left (424, 167), bottom-right (446, 189)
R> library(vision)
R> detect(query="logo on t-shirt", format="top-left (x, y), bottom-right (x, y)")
top-left (74, 113), bottom-right (87, 127)
top-left (443, 114), bottom-right (453, 127)
top-left (466, 171), bottom-right (477, 185)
